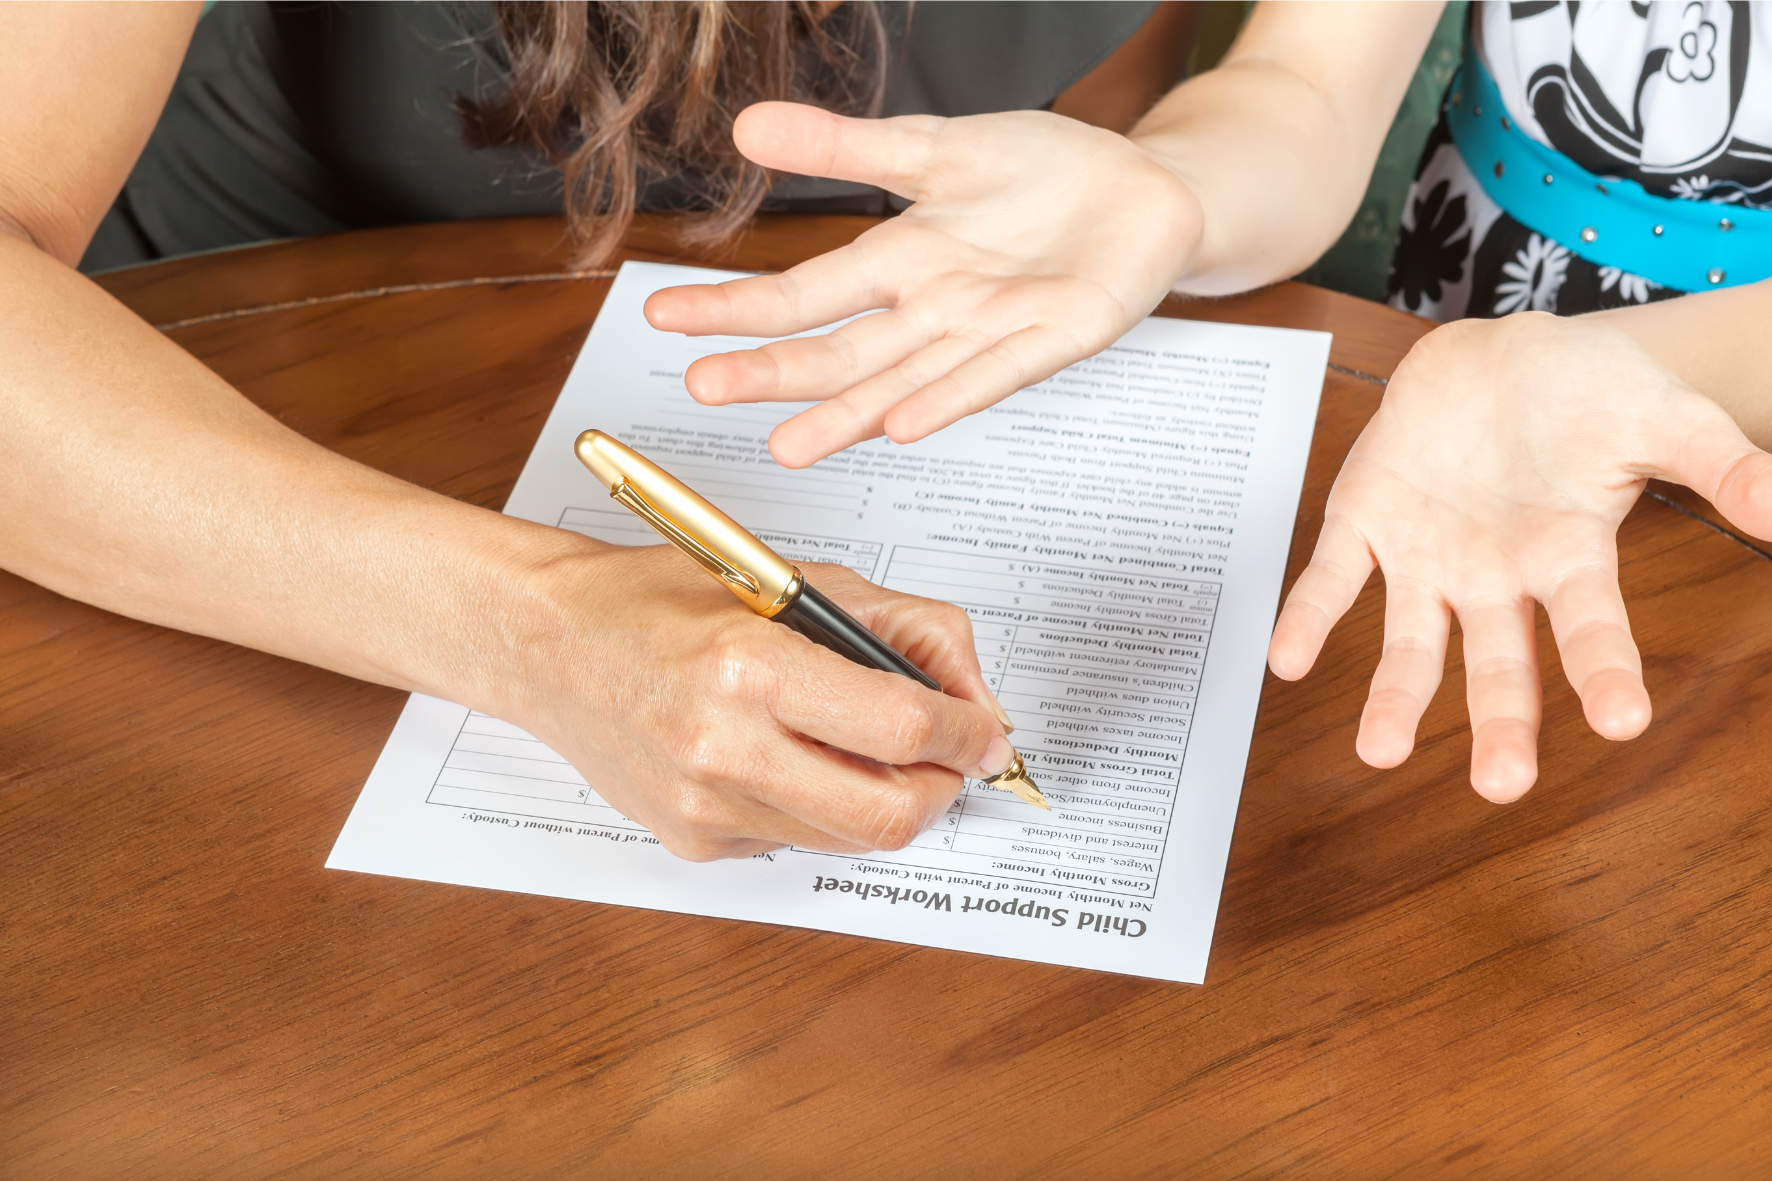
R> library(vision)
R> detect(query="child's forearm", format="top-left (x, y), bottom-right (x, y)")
top-left (1130, 1), bottom-right (1446, 294)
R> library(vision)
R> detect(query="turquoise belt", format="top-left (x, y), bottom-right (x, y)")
top-left (1447, 53), bottom-right (1772, 292)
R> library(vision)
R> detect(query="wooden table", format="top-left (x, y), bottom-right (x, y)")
top-left (6, 216), bottom-right (1770, 1176)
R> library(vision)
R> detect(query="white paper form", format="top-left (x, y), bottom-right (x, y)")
top-left (328, 262), bottom-right (1329, 984)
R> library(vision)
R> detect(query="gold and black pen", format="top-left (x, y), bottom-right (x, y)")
top-left (574, 429), bottom-right (1050, 810)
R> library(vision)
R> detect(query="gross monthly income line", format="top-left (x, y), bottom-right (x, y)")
top-left (891, 558), bottom-right (1211, 596)
top-left (891, 560), bottom-right (1210, 588)
top-left (899, 579), bottom-right (1209, 620)
top-left (909, 589), bottom-right (1199, 632)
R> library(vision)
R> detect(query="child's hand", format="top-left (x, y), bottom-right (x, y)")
top-left (1269, 312), bottom-right (1772, 801)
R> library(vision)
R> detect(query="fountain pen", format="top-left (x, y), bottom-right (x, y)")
top-left (573, 429), bottom-right (1049, 810)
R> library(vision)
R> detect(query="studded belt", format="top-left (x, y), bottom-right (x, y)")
top-left (1447, 53), bottom-right (1772, 292)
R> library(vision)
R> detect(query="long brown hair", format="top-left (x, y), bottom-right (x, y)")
top-left (458, 1), bottom-right (887, 265)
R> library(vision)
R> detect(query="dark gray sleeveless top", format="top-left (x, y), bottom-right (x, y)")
top-left (82, 1), bottom-right (1157, 272)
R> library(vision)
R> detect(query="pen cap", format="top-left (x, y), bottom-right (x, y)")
top-left (574, 430), bottom-right (802, 617)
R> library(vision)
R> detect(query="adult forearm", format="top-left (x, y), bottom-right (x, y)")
top-left (0, 236), bottom-right (591, 717)
top-left (1130, 1), bottom-right (1445, 295)
top-left (1587, 279), bottom-right (1772, 451)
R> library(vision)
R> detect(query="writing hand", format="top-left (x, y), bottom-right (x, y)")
top-left (1268, 313), bottom-right (1772, 801)
top-left (642, 102), bottom-right (1202, 468)
top-left (519, 548), bottom-right (1012, 860)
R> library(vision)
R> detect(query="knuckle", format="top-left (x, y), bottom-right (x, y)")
top-left (935, 602), bottom-right (976, 643)
top-left (1382, 635), bottom-right (1436, 658)
top-left (656, 828), bottom-right (739, 863)
top-left (700, 623), bottom-right (785, 711)
top-left (666, 779), bottom-right (733, 834)
top-left (756, 348), bottom-right (786, 394)
top-left (703, 628), bottom-right (759, 699)
top-left (885, 694), bottom-right (940, 764)
top-left (1561, 617), bottom-right (1633, 649)
top-left (1467, 654), bottom-right (1533, 682)
top-left (892, 303), bottom-right (943, 346)
top-left (805, 560), bottom-right (857, 590)
top-left (981, 342), bottom-right (1030, 391)
top-left (896, 354), bottom-right (937, 391)
top-left (675, 732), bottom-right (741, 790)
top-left (857, 784), bottom-right (940, 850)
top-left (827, 330), bottom-right (863, 381)
top-left (950, 323), bottom-right (994, 352)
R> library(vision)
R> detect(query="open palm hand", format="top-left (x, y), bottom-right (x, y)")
top-left (643, 102), bottom-right (1203, 468)
top-left (1269, 312), bottom-right (1772, 801)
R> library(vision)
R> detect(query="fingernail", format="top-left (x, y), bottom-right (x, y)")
top-left (978, 735), bottom-right (1014, 778)
top-left (986, 689), bottom-right (1015, 732)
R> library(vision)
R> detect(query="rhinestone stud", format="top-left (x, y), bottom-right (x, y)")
top-left (1708, 267), bottom-right (1726, 284)
top-left (1652, 224), bottom-right (1664, 236)
top-left (1720, 217), bottom-right (1734, 232)
top-left (1580, 227), bottom-right (1597, 243)
top-left (1543, 173), bottom-right (1555, 185)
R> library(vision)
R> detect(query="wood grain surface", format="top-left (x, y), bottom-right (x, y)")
top-left (4, 216), bottom-right (1769, 1177)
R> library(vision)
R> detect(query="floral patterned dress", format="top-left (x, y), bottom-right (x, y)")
top-left (1387, 0), bottom-right (1772, 321)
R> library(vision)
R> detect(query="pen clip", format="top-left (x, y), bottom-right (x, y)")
top-left (610, 478), bottom-right (762, 596)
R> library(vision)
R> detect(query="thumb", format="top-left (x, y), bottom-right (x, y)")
top-left (732, 102), bottom-right (940, 200)
top-left (1649, 392), bottom-right (1772, 542)
top-left (1707, 450), bottom-right (1772, 542)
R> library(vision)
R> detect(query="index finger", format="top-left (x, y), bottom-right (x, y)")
top-left (768, 629), bottom-right (1005, 778)
top-left (645, 242), bottom-right (886, 340)
top-left (800, 564), bottom-right (1007, 725)
top-left (1269, 514), bottom-right (1377, 680)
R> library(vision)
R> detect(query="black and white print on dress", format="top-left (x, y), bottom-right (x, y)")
top-left (1388, 0), bottom-right (1772, 320)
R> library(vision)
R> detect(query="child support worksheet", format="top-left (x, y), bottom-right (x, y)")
top-left (328, 261), bottom-right (1330, 984)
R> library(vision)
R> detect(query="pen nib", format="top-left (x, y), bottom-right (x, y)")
top-left (982, 750), bottom-right (1050, 811)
